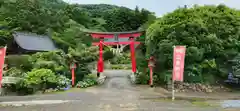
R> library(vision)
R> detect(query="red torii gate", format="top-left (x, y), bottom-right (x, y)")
top-left (89, 31), bottom-right (143, 77)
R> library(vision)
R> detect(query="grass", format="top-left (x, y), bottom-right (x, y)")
top-left (52, 88), bottom-right (85, 94)
top-left (191, 101), bottom-right (214, 107)
top-left (88, 73), bottom-right (97, 78)
top-left (35, 88), bottom-right (84, 95)
top-left (111, 64), bottom-right (132, 70)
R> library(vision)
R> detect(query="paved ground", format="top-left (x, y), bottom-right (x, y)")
top-left (0, 70), bottom-right (237, 111)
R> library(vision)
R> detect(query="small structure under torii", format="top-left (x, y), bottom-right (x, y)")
top-left (89, 30), bottom-right (143, 77)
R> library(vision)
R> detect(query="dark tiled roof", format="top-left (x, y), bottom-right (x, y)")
top-left (13, 32), bottom-right (57, 51)
top-left (84, 30), bottom-right (145, 34)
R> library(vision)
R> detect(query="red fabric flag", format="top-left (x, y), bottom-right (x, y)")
top-left (172, 46), bottom-right (186, 82)
top-left (0, 46), bottom-right (7, 88)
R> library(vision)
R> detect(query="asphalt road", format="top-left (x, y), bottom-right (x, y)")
top-left (0, 70), bottom-right (227, 111)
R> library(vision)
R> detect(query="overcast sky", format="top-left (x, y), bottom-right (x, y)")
top-left (63, 0), bottom-right (239, 16)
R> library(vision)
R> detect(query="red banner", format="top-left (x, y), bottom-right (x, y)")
top-left (172, 46), bottom-right (186, 82)
top-left (0, 46), bottom-right (6, 88)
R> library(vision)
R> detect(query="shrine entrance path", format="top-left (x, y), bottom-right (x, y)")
top-left (0, 70), bottom-right (224, 111)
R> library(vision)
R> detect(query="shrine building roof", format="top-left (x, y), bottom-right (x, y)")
top-left (13, 32), bottom-right (57, 51)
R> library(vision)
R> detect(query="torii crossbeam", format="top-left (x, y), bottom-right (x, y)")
top-left (88, 30), bottom-right (143, 77)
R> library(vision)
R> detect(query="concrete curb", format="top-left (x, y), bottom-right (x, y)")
top-left (152, 87), bottom-right (240, 100)
top-left (162, 92), bottom-right (240, 100)
top-left (0, 100), bottom-right (73, 107)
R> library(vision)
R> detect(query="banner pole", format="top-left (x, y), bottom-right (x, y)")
top-left (172, 80), bottom-right (175, 101)
top-left (172, 45), bottom-right (175, 101)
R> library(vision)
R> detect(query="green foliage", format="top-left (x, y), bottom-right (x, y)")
top-left (51, 20), bottom-right (92, 50)
top-left (73, 64), bottom-right (91, 83)
top-left (135, 72), bottom-right (149, 84)
top-left (29, 50), bottom-right (68, 75)
top-left (21, 68), bottom-right (58, 93)
top-left (80, 4), bottom-right (156, 32)
top-left (79, 4), bottom-right (120, 18)
top-left (111, 64), bottom-right (131, 70)
top-left (1, 0), bottom-right (154, 47)
top-left (76, 74), bottom-right (97, 88)
top-left (1, 0), bottom-right (154, 48)
top-left (67, 45), bottom-right (98, 63)
top-left (103, 7), bottom-right (153, 31)
top-left (28, 48), bottom-right (97, 86)
top-left (143, 5), bottom-right (240, 84)
top-left (4, 67), bottom-right (25, 77)
top-left (64, 5), bottom-right (92, 27)
top-left (110, 53), bottom-right (131, 64)
top-left (103, 47), bottom-right (115, 60)
top-left (0, 26), bottom-right (11, 46)
top-left (66, 45), bottom-right (98, 83)
top-left (5, 55), bottom-right (32, 71)
top-left (136, 50), bottom-right (148, 73)
top-left (56, 75), bottom-right (71, 89)
top-left (103, 7), bottom-right (139, 31)
top-left (229, 53), bottom-right (240, 76)
top-left (1, 0), bottom-right (156, 93)
top-left (15, 69), bottom-right (70, 95)
top-left (1, 0), bottom-right (68, 34)
top-left (111, 65), bottom-right (122, 69)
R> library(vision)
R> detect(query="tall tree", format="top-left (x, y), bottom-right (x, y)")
top-left (145, 5), bottom-right (240, 83)
top-left (103, 7), bottom-right (141, 31)
top-left (1, 0), bottom-right (68, 34)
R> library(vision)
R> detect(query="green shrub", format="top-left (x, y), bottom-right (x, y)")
top-left (76, 74), bottom-right (97, 88)
top-left (22, 68), bottom-right (58, 92)
top-left (230, 54), bottom-right (240, 77)
top-left (110, 53), bottom-right (131, 64)
top-left (85, 74), bottom-right (97, 80)
top-left (135, 72), bottom-right (149, 84)
top-left (103, 48), bottom-right (114, 60)
top-left (67, 45), bottom-right (98, 63)
top-left (156, 70), bottom-right (172, 85)
top-left (73, 64), bottom-right (91, 83)
top-left (15, 69), bottom-right (71, 95)
top-left (56, 75), bottom-right (71, 89)
top-left (5, 55), bottom-right (32, 71)
top-left (67, 45), bottom-right (98, 82)
top-left (29, 50), bottom-right (69, 75)
top-left (4, 67), bottom-right (25, 77)
top-left (142, 5), bottom-right (240, 84)
top-left (202, 74), bottom-right (217, 84)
